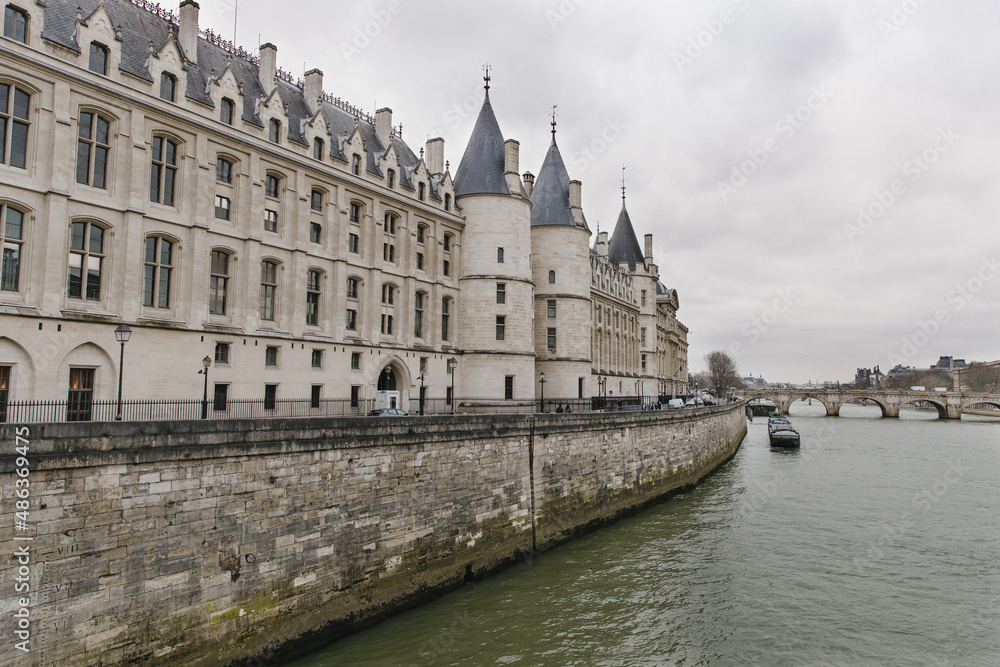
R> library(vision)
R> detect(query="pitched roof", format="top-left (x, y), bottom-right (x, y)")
top-left (39, 0), bottom-right (433, 192)
top-left (608, 201), bottom-right (645, 270)
top-left (453, 91), bottom-right (510, 197)
top-left (529, 138), bottom-right (576, 227)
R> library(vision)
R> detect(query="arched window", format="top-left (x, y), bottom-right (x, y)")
top-left (150, 135), bottom-right (178, 205)
top-left (216, 156), bottom-right (233, 183)
top-left (67, 221), bottom-right (106, 301)
top-left (77, 111), bottom-right (111, 188)
top-left (259, 260), bottom-right (278, 321)
top-left (1, 203), bottom-right (24, 292)
top-left (209, 250), bottom-right (231, 315)
top-left (306, 269), bottom-right (321, 326)
top-left (4, 5), bottom-right (28, 43)
top-left (0, 82), bottom-right (30, 169)
top-left (88, 42), bottom-right (108, 75)
top-left (160, 72), bottom-right (176, 102)
top-left (142, 235), bottom-right (173, 308)
top-left (220, 97), bottom-right (234, 125)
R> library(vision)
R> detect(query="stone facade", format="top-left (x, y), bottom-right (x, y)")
top-left (0, 0), bottom-right (687, 415)
top-left (0, 405), bottom-right (746, 665)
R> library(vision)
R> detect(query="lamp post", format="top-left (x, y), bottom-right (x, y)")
top-left (199, 356), bottom-right (212, 419)
top-left (539, 372), bottom-right (546, 413)
top-left (418, 373), bottom-right (425, 415)
top-left (113, 324), bottom-right (132, 421)
top-left (447, 357), bottom-right (457, 414)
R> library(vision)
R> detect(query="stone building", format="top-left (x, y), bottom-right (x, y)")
top-left (0, 0), bottom-right (687, 416)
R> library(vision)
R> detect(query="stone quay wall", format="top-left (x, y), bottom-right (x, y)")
top-left (0, 404), bottom-right (746, 666)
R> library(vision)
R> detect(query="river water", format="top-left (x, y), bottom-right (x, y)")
top-left (286, 404), bottom-right (1000, 666)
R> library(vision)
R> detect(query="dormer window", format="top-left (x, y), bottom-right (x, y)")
top-left (88, 43), bottom-right (108, 75)
top-left (386, 169), bottom-right (395, 189)
top-left (159, 72), bottom-right (176, 102)
top-left (351, 154), bottom-right (361, 175)
top-left (418, 182), bottom-right (425, 201)
top-left (220, 97), bottom-right (234, 125)
top-left (3, 5), bottom-right (27, 44)
top-left (269, 119), bottom-right (281, 144)
top-left (445, 193), bottom-right (451, 211)
top-left (313, 137), bottom-right (324, 160)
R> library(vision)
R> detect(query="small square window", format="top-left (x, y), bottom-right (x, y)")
top-left (351, 352), bottom-right (361, 370)
top-left (214, 195), bottom-right (231, 220)
top-left (311, 350), bottom-right (323, 368)
top-left (265, 346), bottom-right (278, 366)
top-left (214, 342), bottom-right (230, 364)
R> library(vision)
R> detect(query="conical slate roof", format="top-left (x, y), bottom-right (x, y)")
top-left (608, 201), bottom-right (645, 270)
top-left (453, 91), bottom-right (510, 197)
top-left (529, 138), bottom-right (576, 227)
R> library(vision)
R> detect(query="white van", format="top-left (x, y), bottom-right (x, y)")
top-left (668, 398), bottom-right (685, 409)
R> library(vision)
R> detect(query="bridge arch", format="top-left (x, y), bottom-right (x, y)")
top-left (839, 396), bottom-right (890, 418)
top-left (961, 399), bottom-right (1000, 413)
top-left (787, 396), bottom-right (835, 416)
top-left (898, 396), bottom-right (948, 419)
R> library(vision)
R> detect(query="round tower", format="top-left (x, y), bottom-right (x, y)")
top-left (529, 120), bottom-right (593, 402)
top-left (453, 80), bottom-right (535, 401)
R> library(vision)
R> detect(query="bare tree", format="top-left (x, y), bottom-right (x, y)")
top-left (688, 371), bottom-right (711, 392)
top-left (705, 350), bottom-right (741, 398)
top-left (959, 363), bottom-right (1000, 393)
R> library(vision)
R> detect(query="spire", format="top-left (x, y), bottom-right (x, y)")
top-left (551, 105), bottom-right (558, 142)
top-left (454, 71), bottom-right (510, 197)
top-left (608, 189), bottom-right (644, 271)
top-left (529, 136), bottom-right (575, 228)
top-left (621, 164), bottom-right (627, 202)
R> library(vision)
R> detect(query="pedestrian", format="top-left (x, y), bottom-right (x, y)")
top-left (565, 404), bottom-right (572, 413)
top-left (556, 404), bottom-right (564, 413)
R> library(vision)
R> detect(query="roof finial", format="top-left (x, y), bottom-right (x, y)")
top-left (483, 63), bottom-right (491, 92)
top-left (621, 164), bottom-right (627, 202)
top-left (551, 105), bottom-right (558, 140)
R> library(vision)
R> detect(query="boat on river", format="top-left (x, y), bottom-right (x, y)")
top-left (768, 412), bottom-right (801, 448)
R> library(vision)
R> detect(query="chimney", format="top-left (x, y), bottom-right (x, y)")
top-left (596, 231), bottom-right (609, 257)
top-left (644, 234), bottom-right (653, 260)
top-left (179, 0), bottom-right (199, 64)
top-left (303, 68), bottom-right (323, 115)
top-left (522, 171), bottom-right (534, 198)
top-left (569, 179), bottom-right (584, 225)
top-left (258, 43), bottom-right (277, 93)
top-left (375, 108), bottom-right (392, 147)
top-left (504, 139), bottom-right (521, 194)
top-left (425, 137), bottom-right (445, 175)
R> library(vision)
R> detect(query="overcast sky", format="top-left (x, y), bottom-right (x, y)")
top-left (200, 0), bottom-right (999, 384)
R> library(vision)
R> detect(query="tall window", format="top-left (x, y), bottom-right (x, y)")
top-left (264, 209), bottom-right (278, 233)
top-left (142, 236), bottom-right (172, 308)
top-left (67, 221), bottom-right (104, 300)
top-left (496, 283), bottom-right (505, 304)
top-left (641, 290), bottom-right (646, 306)
top-left (4, 5), bottom-right (27, 43)
top-left (88, 43), bottom-right (108, 75)
top-left (214, 195), bottom-right (230, 220)
top-left (220, 97), bottom-right (234, 125)
top-left (548, 270), bottom-right (555, 284)
top-left (150, 135), bottom-right (178, 205)
top-left (414, 291), bottom-right (424, 338)
top-left (505, 376), bottom-right (514, 400)
top-left (351, 153), bottom-right (360, 175)
top-left (1, 204), bottom-right (24, 292)
top-left (0, 82), bottom-right (30, 169)
top-left (76, 111), bottom-right (110, 188)
top-left (346, 277), bottom-right (359, 299)
top-left (346, 276), bottom-right (359, 331)
top-left (640, 327), bottom-right (646, 346)
top-left (547, 328), bottom-right (556, 350)
top-left (346, 308), bottom-right (357, 330)
top-left (442, 259), bottom-right (450, 277)
top-left (417, 224), bottom-right (426, 244)
top-left (349, 202), bottom-right (360, 222)
top-left (384, 213), bottom-right (397, 235)
top-left (443, 234), bottom-right (452, 252)
top-left (259, 261), bottom-right (277, 321)
top-left (66, 368), bottom-right (94, 422)
top-left (310, 385), bottom-right (321, 409)
top-left (441, 297), bottom-right (450, 341)
top-left (416, 252), bottom-right (423, 271)
top-left (496, 315), bottom-right (505, 341)
top-left (311, 189), bottom-right (323, 211)
top-left (380, 313), bottom-right (394, 335)
top-left (159, 72), bottom-right (176, 102)
top-left (348, 233), bottom-right (359, 253)
top-left (381, 284), bottom-right (395, 305)
top-left (216, 157), bottom-right (233, 183)
top-left (547, 300), bottom-right (556, 318)
top-left (386, 169), bottom-right (395, 189)
top-left (312, 350), bottom-right (323, 368)
top-left (310, 222), bottom-right (321, 243)
top-left (265, 173), bottom-right (280, 198)
top-left (313, 137), bottom-right (324, 160)
top-left (351, 352), bottom-right (361, 369)
top-left (497, 247), bottom-right (504, 263)
top-left (268, 118), bottom-right (281, 143)
top-left (209, 250), bottom-right (230, 315)
top-left (445, 193), bottom-right (451, 211)
top-left (383, 243), bottom-right (395, 263)
top-left (264, 346), bottom-right (278, 366)
top-left (418, 182), bottom-right (425, 201)
top-left (0, 365), bottom-right (9, 423)
top-left (214, 342), bottom-right (230, 364)
top-left (306, 269), bottom-right (320, 326)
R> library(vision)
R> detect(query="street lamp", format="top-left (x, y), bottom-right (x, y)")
top-left (418, 373), bottom-right (425, 416)
top-left (199, 356), bottom-right (212, 419)
top-left (539, 372), bottom-right (546, 413)
top-left (113, 324), bottom-right (132, 421)
top-left (447, 357), bottom-right (457, 414)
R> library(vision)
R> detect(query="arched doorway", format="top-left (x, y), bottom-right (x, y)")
top-left (376, 364), bottom-right (400, 409)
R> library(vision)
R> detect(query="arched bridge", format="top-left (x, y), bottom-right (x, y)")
top-left (737, 388), bottom-right (1000, 420)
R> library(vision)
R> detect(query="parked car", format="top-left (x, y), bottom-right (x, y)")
top-left (668, 398), bottom-right (685, 409)
top-left (367, 408), bottom-right (408, 417)
top-left (685, 398), bottom-right (697, 406)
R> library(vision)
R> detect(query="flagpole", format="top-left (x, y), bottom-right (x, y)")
top-left (233, 0), bottom-right (238, 47)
